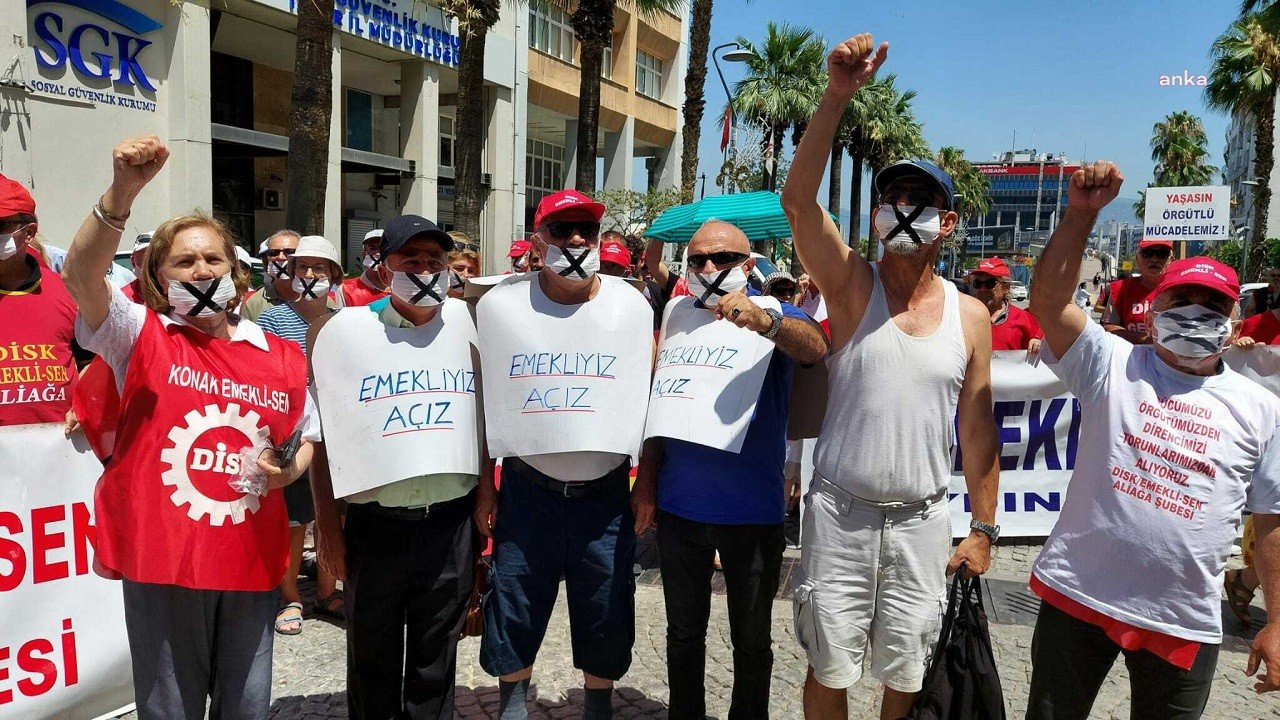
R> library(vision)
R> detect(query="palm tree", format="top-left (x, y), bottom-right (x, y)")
top-left (679, 0), bottom-right (714, 199)
top-left (285, 0), bottom-right (338, 234)
top-left (837, 78), bottom-right (892, 245)
top-left (441, 0), bottom-right (504, 239)
top-left (935, 146), bottom-right (991, 266)
top-left (729, 22), bottom-right (826, 191)
top-left (1134, 111), bottom-right (1217, 220)
top-left (569, 0), bottom-right (686, 192)
top-left (1206, 14), bottom-right (1280, 280)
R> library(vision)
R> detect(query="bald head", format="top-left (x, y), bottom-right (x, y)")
top-left (689, 220), bottom-right (749, 256)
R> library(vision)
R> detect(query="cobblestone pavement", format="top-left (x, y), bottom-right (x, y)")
top-left (117, 538), bottom-right (1278, 720)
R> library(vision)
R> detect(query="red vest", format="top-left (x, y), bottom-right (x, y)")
top-left (96, 312), bottom-right (307, 590)
top-left (1109, 278), bottom-right (1156, 334)
top-left (341, 275), bottom-right (388, 307)
top-left (0, 266), bottom-right (79, 425)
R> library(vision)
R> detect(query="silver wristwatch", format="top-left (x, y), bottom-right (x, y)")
top-left (762, 308), bottom-right (783, 339)
top-left (970, 519), bottom-right (1000, 543)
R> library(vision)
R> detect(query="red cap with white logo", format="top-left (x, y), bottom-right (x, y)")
top-left (600, 240), bottom-right (632, 268)
top-left (533, 189), bottom-right (606, 229)
top-left (967, 257), bottom-right (1011, 278)
top-left (1150, 257), bottom-right (1239, 302)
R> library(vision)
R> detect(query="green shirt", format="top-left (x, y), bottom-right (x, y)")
top-left (346, 301), bottom-right (477, 508)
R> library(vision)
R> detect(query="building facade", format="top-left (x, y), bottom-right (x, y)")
top-left (971, 150), bottom-right (1079, 258)
top-left (1, 0), bottom-right (686, 275)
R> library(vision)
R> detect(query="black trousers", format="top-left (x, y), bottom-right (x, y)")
top-left (657, 509), bottom-right (785, 720)
top-left (344, 491), bottom-right (476, 720)
top-left (1026, 601), bottom-right (1219, 720)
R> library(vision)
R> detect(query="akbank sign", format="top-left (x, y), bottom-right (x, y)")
top-left (27, 0), bottom-right (162, 112)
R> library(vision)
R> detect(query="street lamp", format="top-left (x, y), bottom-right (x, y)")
top-left (1237, 225), bottom-right (1253, 280)
top-left (712, 42), bottom-right (756, 194)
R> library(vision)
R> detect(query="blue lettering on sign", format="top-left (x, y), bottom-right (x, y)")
top-left (952, 399), bottom-right (1082, 472)
top-left (29, 0), bottom-right (162, 92)
top-left (522, 387), bottom-right (592, 412)
top-left (382, 401), bottom-right (453, 434)
top-left (950, 491), bottom-right (1062, 514)
top-left (291, 0), bottom-right (461, 67)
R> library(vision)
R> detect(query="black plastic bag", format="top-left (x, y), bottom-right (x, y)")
top-left (904, 568), bottom-right (1007, 720)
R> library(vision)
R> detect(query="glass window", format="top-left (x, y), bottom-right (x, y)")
top-left (529, 0), bottom-right (574, 63)
top-left (526, 139), bottom-right (566, 211)
top-left (636, 50), bottom-right (663, 99)
top-left (439, 115), bottom-right (455, 168)
top-left (602, 41), bottom-right (613, 81)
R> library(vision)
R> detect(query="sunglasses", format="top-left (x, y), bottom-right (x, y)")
top-left (880, 187), bottom-right (942, 209)
top-left (686, 251), bottom-right (749, 268)
top-left (544, 221), bottom-right (601, 241)
top-left (264, 248), bottom-right (297, 258)
top-left (970, 278), bottom-right (999, 289)
top-left (454, 241), bottom-right (480, 252)
top-left (1138, 247), bottom-right (1171, 259)
top-left (769, 285), bottom-right (796, 297)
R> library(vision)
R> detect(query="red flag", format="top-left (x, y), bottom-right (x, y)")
top-left (720, 107), bottom-right (731, 152)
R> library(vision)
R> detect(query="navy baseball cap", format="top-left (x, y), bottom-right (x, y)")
top-left (381, 214), bottom-right (453, 257)
top-left (873, 160), bottom-right (957, 211)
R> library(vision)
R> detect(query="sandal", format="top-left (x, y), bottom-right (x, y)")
top-left (274, 602), bottom-right (304, 636)
top-left (1224, 568), bottom-right (1256, 629)
top-left (315, 592), bottom-right (346, 622)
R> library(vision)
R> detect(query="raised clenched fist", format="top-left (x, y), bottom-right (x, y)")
top-left (1067, 161), bottom-right (1124, 212)
top-left (111, 135), bottom-right (169, 200)
top-left (826, 33), bottom-right (889, 99)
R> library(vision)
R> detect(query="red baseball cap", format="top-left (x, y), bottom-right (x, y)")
top-left (1138, 238), bottom-right (1173, 249)
top-left (533, 189), bottom-right (606, 229)
top-left (0, 174), bottom-right (36, 218)
top-left (599, 240), bottom-right (631, 268)
top-left (1150, 257), bottom-right (1239, 303)
top-left (508, 239), bottom-right (532, 258)
top-left (967, 257), bottom-right (1011, 278)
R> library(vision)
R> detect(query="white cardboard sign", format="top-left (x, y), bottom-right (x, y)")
top-left (476, 275), bottom-right (654, 459)
top-left (644, 296), bottom-right (779, 452)
top-left (1142, 185), bottom-right (1230, 243)
top-left (311, 301), bottom-right (481, 498)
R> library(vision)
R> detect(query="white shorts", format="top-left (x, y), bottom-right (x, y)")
top-left (792, 477), bottom-right (951, 692)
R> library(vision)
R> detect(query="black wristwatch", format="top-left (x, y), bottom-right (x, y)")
top-left (970, 519), bottom-right (1000, 543)
top-left (762, 308), bottom-right (783, 339)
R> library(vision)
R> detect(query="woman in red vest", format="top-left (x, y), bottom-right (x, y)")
top-left (61, 136), bottom-right (319, 719)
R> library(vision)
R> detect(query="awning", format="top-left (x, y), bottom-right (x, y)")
top-left (211, 123), bottom-right (415, 176)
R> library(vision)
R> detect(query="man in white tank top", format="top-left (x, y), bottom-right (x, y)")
top-left (781, 33), bottom-right (1002, 720)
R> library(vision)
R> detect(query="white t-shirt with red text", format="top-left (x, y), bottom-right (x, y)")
top-left (1034, 321), bottom-right (1280, 643)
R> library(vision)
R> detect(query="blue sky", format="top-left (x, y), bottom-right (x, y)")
top-left (690, 0), bottom-right (1243, 222)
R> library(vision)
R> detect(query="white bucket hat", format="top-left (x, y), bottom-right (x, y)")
top-left (293, 235), bottom-right (343, 276)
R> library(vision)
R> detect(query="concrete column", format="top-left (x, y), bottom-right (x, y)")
top-left (0, 1), bottom-right (33, 196)
top-left (166, 0), bottom-right (213, 221)
top-left (399, 61), bottom-right (441, 221)
top-left (564, 119), bottom-right (579, 189)
top-left (603, 116), bottom-right (634, 190)
top-left (324, 31), bottom-right (344, 247)
top-left (485, 85), bottom-right (517, 275)
top-left (651, 144), bottom-right (680, 190)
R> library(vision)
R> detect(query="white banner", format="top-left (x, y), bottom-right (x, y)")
top-left (0, 424), bottom-right (133, 720)
top-left (644, 296), bottom-right (778, 453)
top-left (1224, 345), bottom-right (1280, 396)
top-left (946, 351), bottom-right (1077, 538)
top-left (1142, 185), bottom-right (1230, 242)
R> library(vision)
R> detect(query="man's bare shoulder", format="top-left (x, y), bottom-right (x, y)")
top-left (956, 291), bottom-right (990, 327)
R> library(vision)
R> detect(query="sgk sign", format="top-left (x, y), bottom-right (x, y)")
top-left (28, 0), bottom-right (163, 93)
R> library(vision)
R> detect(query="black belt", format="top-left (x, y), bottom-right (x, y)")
top-left (352, 489), bottom-right (475, 521)
top-left (506, 457), bottom-right (627, 499)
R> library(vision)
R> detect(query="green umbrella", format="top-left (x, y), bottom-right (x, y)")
top-left (646, 191), bottom-right (835, 243)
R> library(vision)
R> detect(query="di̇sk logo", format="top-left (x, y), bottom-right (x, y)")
top-left (159, 403), bottom-right (271, 526)
top-left (29, 0), bottom-right (162, 91)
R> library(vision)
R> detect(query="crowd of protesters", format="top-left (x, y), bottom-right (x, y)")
top-left (2, 31), bottom-right (1280, 720)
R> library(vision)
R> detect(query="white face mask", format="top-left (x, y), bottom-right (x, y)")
top-left (362, 255), bottom-right (378, 270)
top-left (264, 256), bottom-right (291, 279)
top-left (1151, 305), bottom-right (1234, 360)
top-left (167, 275), bottom-right (237, 317)
top-left (874, 204), bottom-right (943, 255)
top-left (687, 265), bottom-right (749, 307)
top-left (291, 275), bottom-right (330, 300)
top-left (390, 270), bottom-right (448, 307)
top-left (543, 244), bottom-right (599, 280)
top-left (0, 233), bottom-right (18, 261)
